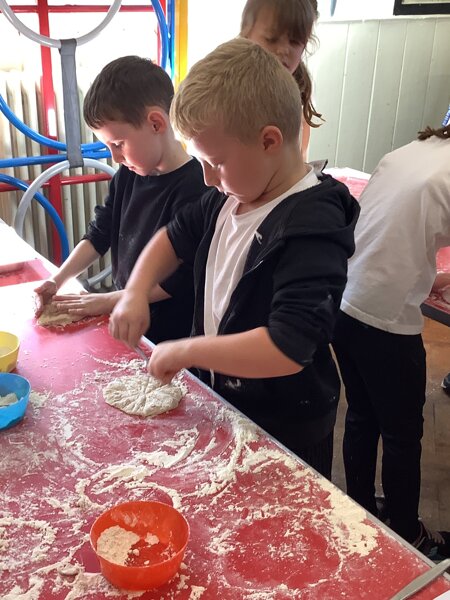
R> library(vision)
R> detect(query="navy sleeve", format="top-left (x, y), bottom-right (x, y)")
top-left (268, 216), bottom-right (352, 367)
top-left (166, 188), bottom-right (222, 265)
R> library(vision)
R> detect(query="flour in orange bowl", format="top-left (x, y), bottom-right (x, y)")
top-left (96, 525), bottom-right (140, 565)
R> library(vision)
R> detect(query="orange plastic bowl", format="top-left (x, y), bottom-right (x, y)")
top-left (90, 500), bottom-right (189, 591)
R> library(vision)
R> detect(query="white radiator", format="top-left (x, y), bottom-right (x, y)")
top-left (0, 71), bottom-right (114, 288)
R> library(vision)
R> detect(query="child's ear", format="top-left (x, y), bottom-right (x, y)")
top-left (260, 125), bottom-right (283, 152)
top-left (146, 109), bottom-right (168, 134)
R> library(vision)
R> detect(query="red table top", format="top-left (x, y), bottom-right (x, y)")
top-left (1, 241), bottom-right (450, 598)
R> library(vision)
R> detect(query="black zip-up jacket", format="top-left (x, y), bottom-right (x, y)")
top-left (167, 174), bottom-right (359, 447)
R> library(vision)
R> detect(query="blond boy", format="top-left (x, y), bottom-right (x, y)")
top-left (110, 39), bottom-right (359, 478)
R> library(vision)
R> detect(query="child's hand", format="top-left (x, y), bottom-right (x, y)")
top-left (53, 292), bottom-right (116, 317)
top-left (147, 339), bottom-right (192, 384)
top-left (34, 279), bottom-right (58, 317)
top-left (109, 290), bottom-right (150, 347)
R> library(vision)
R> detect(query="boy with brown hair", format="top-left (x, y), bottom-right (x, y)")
top-left (35, 55), bottom-right (208, 343)
top-left (110, 39), bottom-right (359, 478)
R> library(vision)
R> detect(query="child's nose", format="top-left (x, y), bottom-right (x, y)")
top-left (203, 164), bottom-right (219, 187)
top-left (110, 146), bottom-right (123, 163)
top-left (275, 39), bottom-right (290, 58)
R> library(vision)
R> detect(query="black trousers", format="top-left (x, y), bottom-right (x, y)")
top-left (332, 311), bottom-right (426, 542)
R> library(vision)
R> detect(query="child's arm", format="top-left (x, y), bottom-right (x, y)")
top-left (147, 328), bottom-right (303, 384)
top-left (34, 240), bottom-right (100, 315)
top-left (109, 227), bottom-right (181, 346)
top-left (53, 285), bottom-right (171, 317)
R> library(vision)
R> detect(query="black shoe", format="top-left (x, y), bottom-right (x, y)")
top-left (442, 373), bottom-right (450, 396)
top-left (413, 521), bottom-right (450, 561)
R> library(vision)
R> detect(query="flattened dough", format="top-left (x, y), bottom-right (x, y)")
top-left (38, 304), bottom-right (84, 327)
top-left (103, 373), bottom-right (184, 417)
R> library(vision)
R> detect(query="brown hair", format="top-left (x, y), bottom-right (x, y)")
top-left (83, 55), bottom-right (174, 129)
top-left (171, 38), bottom-right (302, 144)
top-left (417, 125), bottom-right (450, 140)
top-left (240, 0), bottom-right (322, 128)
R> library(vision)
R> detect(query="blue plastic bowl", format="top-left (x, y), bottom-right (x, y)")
top-left (0, 373), bottom-right (31, 430)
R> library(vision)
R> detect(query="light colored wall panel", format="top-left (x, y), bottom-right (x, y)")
top-left (310, 17), bottom-right (450, 172)
top-left (393, 19), bottom-right (436, 150)
top-left (307, 23), bottom-right (348, 163)
top-left (422, 19), bottom-right (450, 129)
top-left (335, 21), bottom-right (379, 170)
top-left (363, 20), bottom-right (407, 173)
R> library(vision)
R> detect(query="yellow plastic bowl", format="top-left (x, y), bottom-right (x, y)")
top-left (0, 332), bottom-right (20, 373)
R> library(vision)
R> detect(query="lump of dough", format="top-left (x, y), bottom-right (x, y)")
top-left (37, 304), bottom-right (84, 327)
top-left (104, 373), bottom-right (184, 417)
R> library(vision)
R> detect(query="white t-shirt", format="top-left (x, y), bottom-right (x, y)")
top-left (204, 167), bottom-right (320, 336)
top-left (341, 137), bottom-right (450, 335)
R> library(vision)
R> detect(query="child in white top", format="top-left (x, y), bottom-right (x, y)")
top-left (333, 124), bottom-right (450, 560)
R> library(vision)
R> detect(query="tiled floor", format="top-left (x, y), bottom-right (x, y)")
top-left (332, 316), bottom-right (450, 533)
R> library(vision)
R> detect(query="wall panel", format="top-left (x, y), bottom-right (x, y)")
top-left (309, 18), bottom-right (450, 172)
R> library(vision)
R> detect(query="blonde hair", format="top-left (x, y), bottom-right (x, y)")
top-left (171, 38), bottom-right (302, 143)
top-left (240, 0), bottom-right (322, 128)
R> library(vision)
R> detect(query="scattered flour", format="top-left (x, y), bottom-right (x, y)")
top-left (103, 373), bottom-right (184, 417)
top-left (28, 390), bottom-right (50, 409)
top-left (57, 563), bottom-right (80, 577)
top-left (96, 525), bottom-right (140, 565)
top-left (145, 532), bottom-right (159, 546)
top-left (189, 586), bottom-right (206, 599)
top-left (0, 393), bottom-right (18, 407)
top-left (320, 478), bottom-right (378, 557)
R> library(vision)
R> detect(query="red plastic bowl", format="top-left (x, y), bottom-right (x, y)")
top-left (90, 500), bottom-right (189, 591)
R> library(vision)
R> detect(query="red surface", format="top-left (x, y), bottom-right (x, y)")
top-left (1, 281), bottom-right (450, 599)
top-left (334, 175), bottom-right (369, 200)
top-left (437, 247), bottom-right (450, 273)
top-left (0, 258), bottom-right (51, 287)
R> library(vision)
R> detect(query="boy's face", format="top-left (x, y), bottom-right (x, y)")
top-left (189, 125), bottom-right (280, 209)
top-left (246, 5), bottom-right (305, 75)
top-left (93, 116), bottom-right (163, 176)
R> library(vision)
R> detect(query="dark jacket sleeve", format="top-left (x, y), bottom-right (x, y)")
top-left (268, 235), bottom-right (348, 366)
top-left (161, 186), bottom-right (202, 296)
top-left (267, 191), bottom-right (359, 366)
top-left (159, 168), bottom-right (213, 296)
top-left (166, 188), bottom-right (223, 266)
top-left (82, 172), bottom-right (117, 256)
